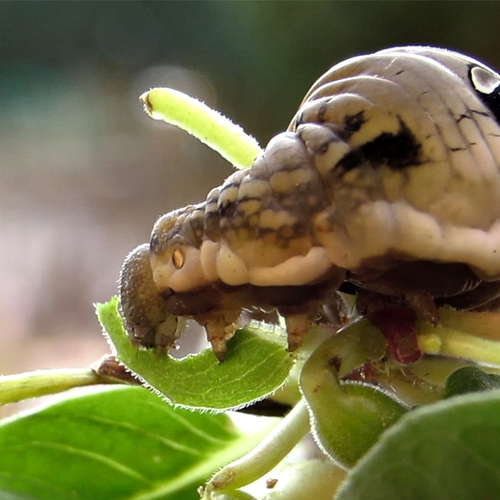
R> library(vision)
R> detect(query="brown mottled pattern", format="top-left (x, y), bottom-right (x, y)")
top-left (212, 134), bottom-right (332, 267)
top-left (151, 203), bottom-right (206, 253)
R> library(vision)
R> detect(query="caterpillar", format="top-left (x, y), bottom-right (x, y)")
top-left (119, 46), bottom-right (500, 361)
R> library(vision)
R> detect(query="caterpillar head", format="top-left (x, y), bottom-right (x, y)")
top-left (118, 243), bottom-right (186, 350)
top-left (149, 204), bottom-right (211, 300)
top-left (120, 204), bottom-right (240, 360)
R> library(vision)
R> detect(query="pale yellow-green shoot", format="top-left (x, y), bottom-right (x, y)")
top-left (140, 88), bottom-right (262, 169)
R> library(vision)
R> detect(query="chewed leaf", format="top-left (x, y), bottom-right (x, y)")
top-left (0, 386), bottom-right (269, 500)
top-left (97, 297), bottom-right (294, 411)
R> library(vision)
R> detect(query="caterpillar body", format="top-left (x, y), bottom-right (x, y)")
top-left (119, 46), bottom-right (500, 361)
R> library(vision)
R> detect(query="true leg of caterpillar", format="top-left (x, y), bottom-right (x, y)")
top-left (276, 303), bottom-right (318, 352)
top-left (197, 310), bottom-right (241, 362)
top-left (284, 312), bottom-right (315, 352)
top-left (404, 293), bottom-right (440, 325)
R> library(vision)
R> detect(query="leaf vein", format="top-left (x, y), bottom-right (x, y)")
top-left (79, 415), bottom-right (204, 456)
top-left (18, 441), bottom-right (152, 485)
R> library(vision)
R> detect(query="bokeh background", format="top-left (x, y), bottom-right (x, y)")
top-left (1, 2), bottom-right (500, 377)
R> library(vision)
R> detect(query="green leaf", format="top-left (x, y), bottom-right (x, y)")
top-left (300, 320), bottom-right (406, 468)
top-left (0, 386), bottom-right (269, 500)
top-left (308, 383), bottom-right (406, 468)
top-left (443, 366), bottom-right (500, 398)
top-left (97, 298), bottom-right (294, 411)
top-left (336, 390), bottom-right (500, 500)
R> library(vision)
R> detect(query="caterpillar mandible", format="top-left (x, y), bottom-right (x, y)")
top-left (119, 46), bottom-right (500, 361)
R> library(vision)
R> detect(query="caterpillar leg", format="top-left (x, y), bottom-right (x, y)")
top-left (405, 292), bottom-right (439, 325)
top-left (279, 307), bottom-right (317, 352)
top-left (198, 311), bottom-right (241, 361)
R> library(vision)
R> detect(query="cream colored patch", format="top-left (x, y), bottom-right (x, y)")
top-left (391, 202), bottom-right (500, 280)
top-left (218, 185), bottom-right (239, 206)
top-left (347, 201), bottom-right (395, 258)
top-left (348, 111), bottom-right (400, 147)
top-left (216, 243), bottom-right (249, 286)
top-left (381, 170), bottom-right (406, 203)
top-left (313, 209), bottom-right (335, 234)
top-left (248, 247), bottom-right (332, 286)
top-left (477, 234), bottom-right (500, 280)
top-left (200, 240), bottom-right (220, 283)
top-left (269, 170), bottom-right (294, 193)
top-left (259, 209), bottom-right (298, 230)
top-left (298, 122), bottom-right (336, 152)
top-left (151, 264), bottom-right (173, 293)
top-left (151, 247), bottom-right (209, 293)
top-left (237, 179), bottom-right (271, 200)
top-left (313, 198), bottom-right (500, 280)
top-left (402, 160), bottom-right (450, 211)
top-left (473, 113), bottom-right (500, 168)
top-left (152, 212), bottom-right (178, 235)
top-left (313, 140), bottom-right (351, 177)
top-left (232, 235), bottom-right (309, 269)
top-left (291, 168), bottom-right (315, 185)
top-left (269, 168), bottom-right (315, 194)
top-left (238, 198), bottom-right (261, 217)
top-left (247, 213), bottom-right (260, 228)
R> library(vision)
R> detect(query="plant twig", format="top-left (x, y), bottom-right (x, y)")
top-left (0, 366), bottom-right (127, 406)
top-left (203, 399), bottom-right (310, 494)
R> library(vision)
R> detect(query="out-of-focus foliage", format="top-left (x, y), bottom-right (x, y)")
top-left (2, 2), bottom-right (499, 151)
top-left (0, 385), bottom-right (264, 500)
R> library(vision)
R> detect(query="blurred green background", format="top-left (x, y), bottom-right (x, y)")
top-left (1, 2), bottom-right (499, 374)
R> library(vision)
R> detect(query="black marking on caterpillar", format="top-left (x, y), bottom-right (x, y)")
top-left (334, 117), bottom-right (423, 173)
top-left (119, 46), bottom-right (500, 361)
top-left (341, 111), bottom-right (367, 139)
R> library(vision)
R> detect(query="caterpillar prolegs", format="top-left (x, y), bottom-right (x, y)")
top-left (119, 46), bottom-right (500, 361)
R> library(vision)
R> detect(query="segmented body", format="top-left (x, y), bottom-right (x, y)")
top-left (120, 46), bottom-right (500, 360)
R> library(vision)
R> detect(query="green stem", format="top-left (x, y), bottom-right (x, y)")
top-left (206, 399), bottom-right (310, 493)
top-left (0, 368), bottom-right (123, 406)
top-left (417, 322), bottom-right (500, 366)
top-left (140, 88), bottom-right (262, 169)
